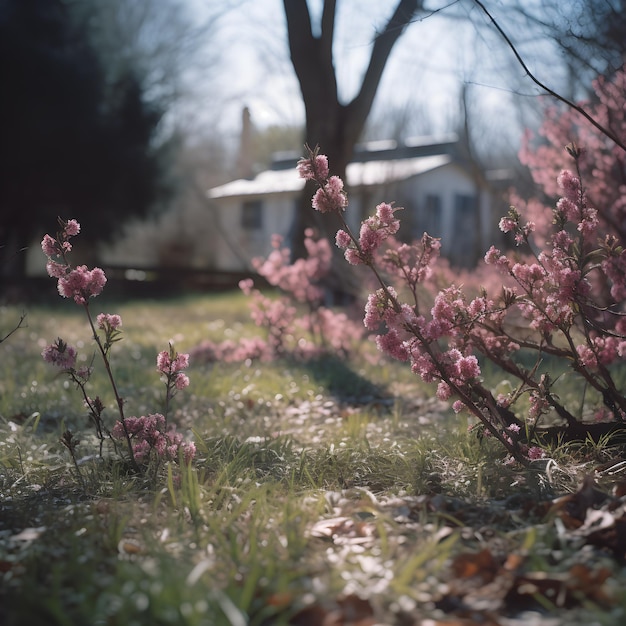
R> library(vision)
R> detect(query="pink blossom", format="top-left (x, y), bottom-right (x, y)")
top-left (557, 169), bottom-right (581, 202)
top-left (42, 338), bottom-right (77, 369)
top-left (182, 441), bottom-right (196, 464)
top-left (41, 234), bottom-right (60, 257)
top-left (64, 219), bottom-right (81, 237)
top-left (410, 351), bottom-right (438, 383)
top-left (344, 248), bottom-right (363, 265)
top-left (156, 350), bottom-right (170, 372)
top-left (454, 355), bottom-right (481, 381)
top-left (297, 154), bottom-right (329, 181)
top-left (76, 366), bottom-right (93, 380)
top-left (175, 373), bottom-right (190, 389)
top-left (157, 349), bottom-right (189, 375)
top-left (132, 440), bottom-right (151, 462)
top-left (526, 446), bottom-right (545, 460)
top-left (555, 197), bottom-right (578, 222)
top-left (436, 381), bottom-right (452, 400)
top-left (46, 260), bottom-right (66, 279)
top-left (364, 288), bottom-right (396, 330)
top-left (173, 353), bottom-right (189, 370)
top-left (497, 394), bottom-right (511, 408)
top-left (312, 176), bottom-right (347, 213)
top-left (552, 229), bottom-right (574, 251)
top-left (239, 278), bottom-right (254, 295)
top-left (376, 329), bottom-right (409, 361)
top-left (528, 392), bottom-right (550, 420)
top-left (499, 217), bottom-right (517, 233)
top-left (594, 407), bottom-right (614, 423)
top-left (97, 313), bottom-right (122, 330)
top-left (111, 413), bottom-right (195, 465)
top-left (335, 230), bottom-right (352, 249)
top-left (577, 207), bottom-right (599, 238)
top-left (57, 265), bottom-right (107, 304)
top-left (602, 249), bottom-right (626, 300)
top-left (484, 246), bottom-right (510, 271)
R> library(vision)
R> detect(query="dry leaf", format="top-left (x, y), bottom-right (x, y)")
top-left (308, 517), bottom-right (376, 545)
top-left (118, 538), bottom-right (143, 556)
top-left (450, 549), bottom-right (499, 583)
top-left (290, 595), bottom-right (376, 626)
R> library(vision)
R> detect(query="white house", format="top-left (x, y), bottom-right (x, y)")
top-left (207, 135), bottom-right (504, 270)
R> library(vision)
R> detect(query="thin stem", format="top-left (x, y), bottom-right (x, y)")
top-left (83, 303), bottom-right (139, 472)
top-left (0, 312), bottom-right (27, 344)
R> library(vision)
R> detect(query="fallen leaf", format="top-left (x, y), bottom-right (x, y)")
top-left (118, 538), bottom-right (143, 556)
top-left (548, 475), bottom-right (609, 529)
top-left (308, 517), bottom-right (376, 545)
top-left (450, 549), bottom-right (499, 583)
top-left (290, 595), bottom-right (376, 626)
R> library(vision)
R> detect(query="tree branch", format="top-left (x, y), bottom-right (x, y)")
top-left (283, 0), bottom-right (338, 109)
top-left (348, 0), bottom-right (421, 137)
top-left (472, 0), bottom-right (626, 152)
top-left (320, 0), bottom-right (336, 61)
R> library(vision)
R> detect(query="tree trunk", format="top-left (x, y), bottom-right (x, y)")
top-left (283, 0), bottom-right (421, 299)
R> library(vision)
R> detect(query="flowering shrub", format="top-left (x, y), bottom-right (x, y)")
top-left (191, 228), bottom-right (364, 363)
top-left (111, 414), bottom-right (195, 465)
top-left (298, 143), bottom-right (626, 463)
top-left (517, 66), bottom-right (626, 244)
top-left (41, 218), bottom-right (195, 475)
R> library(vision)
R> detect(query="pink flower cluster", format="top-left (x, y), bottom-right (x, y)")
top-left (380, 234), bottom-right (442, 287)
top-left (157, 349), bottom-right (190, 390)
top-left (112, 414), bottom-right (196, 464)
top-left (297, 152), bottom-right (329, 181)
top-left (97, 313), bottom-right (122, 330)
top-left (297, 149), bottom-right (347, 213)
top-left (336, 203), bottom-right (401, 265)
top-left (42, 338), bottom-right (77, 370)
top-left (57, 266), bottom-right (107, 305)
top-left (195, 228), bottom-right (364, 363)
top-left (311, 176), bottom-right (348, 213)
top-left (482, 161), bottom-right (626, 379)
top-left (252, 230), bottom-right (331, 304)
top-left (41, 219), bottom-right (107, 305)
top-left (519, 66), bottom-right (626, 245)
top-left (602, 244), bottom-right (626, 301)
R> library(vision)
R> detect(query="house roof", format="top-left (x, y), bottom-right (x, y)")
top-left (208, 153), bottom-right (453, 200)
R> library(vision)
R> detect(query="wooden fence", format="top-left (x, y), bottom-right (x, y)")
top-left (2, 266), bottom-right (269, 302)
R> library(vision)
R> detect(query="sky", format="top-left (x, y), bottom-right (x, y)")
top-left (186, 0), bottom-right (575, 156)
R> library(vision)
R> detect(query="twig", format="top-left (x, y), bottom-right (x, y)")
top-left (471, 0), bottom-right (626, 152)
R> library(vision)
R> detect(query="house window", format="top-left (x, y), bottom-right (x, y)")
top-left (423, 194), bottom-right (442, 236)
top-left (451, 194), bottom-right (477, 265)
top-left (241, 200), bottom-right (263, 230)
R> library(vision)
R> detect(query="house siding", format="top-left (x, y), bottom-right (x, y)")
top-left (207, 140), bottom-right (502, 272)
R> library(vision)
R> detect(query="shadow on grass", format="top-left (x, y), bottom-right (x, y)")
top-left (295, 354), bottom-right (391, 405)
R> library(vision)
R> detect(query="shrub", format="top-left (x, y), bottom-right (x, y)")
top-left (297, 138), bottom-right (626, 464)
top-left (41, 218), bottom-right (195, 476)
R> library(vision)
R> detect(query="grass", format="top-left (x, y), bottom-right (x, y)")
top-left (1, 292), bottom-right (626, 625)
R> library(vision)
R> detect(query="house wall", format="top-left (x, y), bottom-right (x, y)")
top-left (210, 163), bottom-right (501, 272)
top-left (397, 164), bottom-right (485, 267)
top-left (212, 193), bottom-right (297, 271)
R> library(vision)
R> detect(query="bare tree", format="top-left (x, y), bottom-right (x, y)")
top-left (283, 0), bottom-right (421, 297)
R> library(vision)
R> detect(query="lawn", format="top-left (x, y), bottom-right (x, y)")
top-left (1, 291), bottom-right (626, 626)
